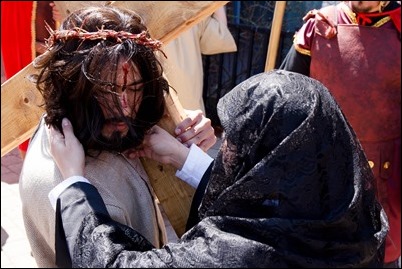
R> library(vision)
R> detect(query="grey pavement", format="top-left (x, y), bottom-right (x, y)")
top-left (1, 137), bottom-right (221, 268)
top-left (1, 148), bottom-right (37, 268)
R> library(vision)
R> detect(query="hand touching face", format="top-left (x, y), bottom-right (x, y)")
top-left (125, 125), bottom-right (190, 170)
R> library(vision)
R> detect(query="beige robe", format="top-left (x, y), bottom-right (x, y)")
top-left (162, 15), bottom-right (237, 114)
top-left (19, 115), bottom-right (167, 268)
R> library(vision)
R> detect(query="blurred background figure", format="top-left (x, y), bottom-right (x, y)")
top-left (162, 5), bottom-right (237, 116)
top-left (279, 1), bottom-right (401, 267)
top-left (1, 1), bottom-right (57, 160)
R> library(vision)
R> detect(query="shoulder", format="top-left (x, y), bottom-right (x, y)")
top-left (304, 5), bottom-right (338, 38)
top-left (293, 5), bottom-right (340, 55)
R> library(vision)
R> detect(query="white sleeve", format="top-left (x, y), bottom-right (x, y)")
top-left (48, 176), bottom-right (91, 211)
top-left (175, 144), bottom-right (213, 188)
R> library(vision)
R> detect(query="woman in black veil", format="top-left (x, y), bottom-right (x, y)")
top-left (49, 70), bottom-right (388, 267)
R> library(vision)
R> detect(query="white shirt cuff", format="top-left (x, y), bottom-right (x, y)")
top-left (175, 144), bottom-right (213, 188)
top-left (48, 176), bottom-right (91, 211)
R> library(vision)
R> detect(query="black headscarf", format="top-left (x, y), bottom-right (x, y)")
top-left (193, 70), bottom-right (388, 266)
top-left (66, 70), bottom-right (388, 267)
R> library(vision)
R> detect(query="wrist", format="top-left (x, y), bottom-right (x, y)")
top-left (62, 169), bottom-right (84, 180)
top-left (170, 145), bottom-right (190, 170)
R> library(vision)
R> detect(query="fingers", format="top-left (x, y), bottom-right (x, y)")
top-left (48, 118), bottom-right (76, 152)
top-left (124, 149), bottom-right (143, 159)
top-left (197, 135), bottom-right (217, 152)
top-left (180, 127), bottom-right (216, 149)
top-left (176, 112), bottom-right (216, 151)
top-left (124, 125), bottom-right (161, 159)
top-left (175, 109), bottom-right (203, 135)
top-left (147, 125), bottom-right (163, 135)
top-left (174, 117), bottom-right (193, 136)
top-left (48, 118), bottom-right (85, 178)
top-left (48, 122), bottom-right (65, 149)
top-left (60, 118), bottom-right (75, 143)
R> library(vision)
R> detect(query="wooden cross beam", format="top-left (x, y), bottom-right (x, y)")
top-left (265, 1), bottom-right (287, 71)
top-left (1, 1), bottom-right (229, 237)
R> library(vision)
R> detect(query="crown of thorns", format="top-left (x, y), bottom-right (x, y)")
top-left (45, 25), bottom-right (165, 55)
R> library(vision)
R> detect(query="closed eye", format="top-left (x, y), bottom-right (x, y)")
top-left (124, 86), bottom-right (144, 93)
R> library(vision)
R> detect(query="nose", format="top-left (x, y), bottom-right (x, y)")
top-left (119, 91), bottom-right (128, 109)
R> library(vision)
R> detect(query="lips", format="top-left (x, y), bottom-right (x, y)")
top-left (112, 122), bottom-right (128, 132)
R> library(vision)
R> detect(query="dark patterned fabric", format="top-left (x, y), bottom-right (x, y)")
top-left (62, 70), bottom-right (388, 267)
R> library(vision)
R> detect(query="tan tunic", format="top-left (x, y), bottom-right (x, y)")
top-left (162, 15), bottom-right (237, 113)
top-left (19, 116), bottom-right (167, 268)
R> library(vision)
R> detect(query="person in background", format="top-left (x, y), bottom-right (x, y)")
top-left (18, 5), bottom-right (216, 267)
top-left (1, 1), bottom-right (57, 160)
top-left (162, 5), bottom-right (237, 115)
top-left (50, 70), bottom-right (387, 268)
top-left (279, 2), bottom-right (401, 267)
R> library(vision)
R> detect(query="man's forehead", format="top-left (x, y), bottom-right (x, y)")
top-left (107, 60), bottom-right (143, 86)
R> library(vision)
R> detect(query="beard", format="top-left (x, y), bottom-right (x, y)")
top-left (97, 118), bottom-right (146, 152)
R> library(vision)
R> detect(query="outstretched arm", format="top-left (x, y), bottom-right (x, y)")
top-left (48, 118), bottom-right (219, 268)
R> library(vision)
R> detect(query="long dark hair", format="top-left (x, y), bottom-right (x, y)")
top-left (34, 5), bottom-right (169, 153)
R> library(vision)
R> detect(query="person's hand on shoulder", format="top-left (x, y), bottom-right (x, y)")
top-left (48, 118), bottom-right (85, 179)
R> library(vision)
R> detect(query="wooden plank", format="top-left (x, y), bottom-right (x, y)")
top-left (142, 91), bottom-right (197, 236)
top-left (1, 65), bottom-right (44, 157)
top-left (55, 1), bottom-right (229, 43)
top-left (264, 1), bottom-right (287, 71)
top-left (1, 1), bottom-right (229, 237)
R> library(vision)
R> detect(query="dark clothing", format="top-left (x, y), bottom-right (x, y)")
top-left (56, 71), bottom-right (387, 267)
top-left (279, 46), bottom-right (310, 77)
top-left (185, 163), bottom-right (213, 230)
top-left (384, 258), bottom-right (401, 268)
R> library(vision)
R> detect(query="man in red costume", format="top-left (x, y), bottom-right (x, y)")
top-left (280, 1), bottom-right (401, 267)
top-left (1, 1), bottom-right (56, 159)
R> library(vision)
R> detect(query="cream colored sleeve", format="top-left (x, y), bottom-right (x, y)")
top-left (197, 13), bottom-right (237, 55)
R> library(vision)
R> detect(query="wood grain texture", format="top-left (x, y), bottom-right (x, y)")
top-left (1, 63), bottom-right (44, 156)
top-left (54, 1), bottom-right (228, 43)
top-left (264, 1), bottom-right (287, 72)
top-left (1, 1), bottom-right (229, 237)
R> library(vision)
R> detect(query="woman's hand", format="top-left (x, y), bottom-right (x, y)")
top-left (48, 118), bottom-right (85, 179)
top-left (175, 109), bottom-right (216, 152)
top-left (125, 125), bottom-right (190, 170)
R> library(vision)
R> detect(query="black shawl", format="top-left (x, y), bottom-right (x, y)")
top-left (60, 70), bottom-right (388, 267)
